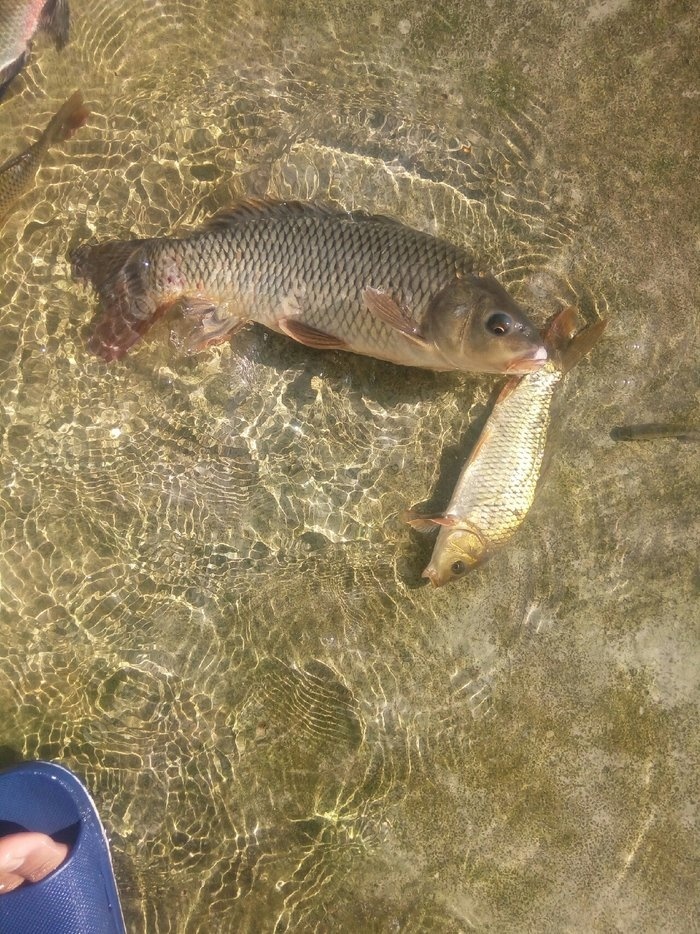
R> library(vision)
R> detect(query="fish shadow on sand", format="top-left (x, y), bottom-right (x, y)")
top-left (251, 328), bottom-right (468, 407)
top-left (107, 310), bottom-right (478, 412)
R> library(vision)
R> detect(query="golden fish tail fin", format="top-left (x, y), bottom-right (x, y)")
top-left (40, 91), bottom-right (89, 150)
top-left (543, 305), bottom-right (580, 350)
top-left (71, 238), bottom-right (166, 361)
top-left (559, 316), bottom-right (607, 374)
top-left (543, 306), bottom-right (607, 374)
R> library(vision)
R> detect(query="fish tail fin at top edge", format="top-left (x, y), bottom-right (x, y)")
top-left (39, 0), bottom-right (71, 50)
top-left (0, 52), bottom-right (29, 102)
top-left (71, 238), bottom-right (165, 361)
top-left (41, 91), bottom-right (89, 149)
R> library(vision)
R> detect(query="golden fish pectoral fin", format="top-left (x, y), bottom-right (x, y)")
top-left (43, 91), bottom-right (90, 148)
top-left (278, 317), bottom-right (350, 351)
top-left (363, 287), bottom-right (429, 346)
top-left (402, 509), bottom-right (457, 533)
top-left (493, 377), bottom-right (522, 404)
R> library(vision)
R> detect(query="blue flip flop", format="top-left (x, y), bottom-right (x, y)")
top-left (0, 761), bottom-right (126, 934)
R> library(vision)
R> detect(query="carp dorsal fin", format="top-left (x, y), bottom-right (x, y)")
top-left (363, 287), bottom-right (429, 346)
top-left (202, 199), bottom-right (340, 229)
top-left (461, 422), bottom-right (496, 471)
top-left (39, 0), bottom-right (70, 50)
top-left (493, 378), bottom-right (521, 405)
top-left (202, 199), bottom-right (411, 231)
top-left (278, 317), bottom-right (350, 351)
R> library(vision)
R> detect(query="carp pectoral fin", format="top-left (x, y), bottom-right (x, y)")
top-left (179, 298), bottom-right (218, 319)
top-left (178, 299), bottom-right (248, 352)
top-left (278, 318), bottom-right (349, 351)
top-left (0, 52), bottom-right (29, 102)
top-left (39, 0), bottom-right (71, 50)
top-left (363, 288), bottom-right (428, 345)
top-left (403, 510), bottom-right (456, 532)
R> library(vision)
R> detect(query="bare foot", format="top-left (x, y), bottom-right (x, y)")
top-left (0, 833), bottom-right (69, 893)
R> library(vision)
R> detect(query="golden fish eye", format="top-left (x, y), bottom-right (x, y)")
top-left (451, 560), bottom-right (466, 575)
top-left (485, 312), bottom-right (513, 336)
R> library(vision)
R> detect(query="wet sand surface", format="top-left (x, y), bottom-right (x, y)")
top-left (0, 0), bottom-right (697, 930)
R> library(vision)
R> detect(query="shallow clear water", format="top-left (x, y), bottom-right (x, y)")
top-left (0, 0), bottom-right (698, 930)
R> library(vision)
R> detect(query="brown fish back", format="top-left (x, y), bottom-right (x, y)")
top-left (197, 200), bottom-right (472, 335)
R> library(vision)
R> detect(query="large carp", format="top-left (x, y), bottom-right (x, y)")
top-left (72, 199), bottom-right (548, 373)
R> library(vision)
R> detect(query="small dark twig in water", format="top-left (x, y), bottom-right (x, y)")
top-left (610, 423), bottom-right (700, 443)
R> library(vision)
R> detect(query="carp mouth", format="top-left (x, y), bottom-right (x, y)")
top-left (506, 344), bottom-right (548, 374)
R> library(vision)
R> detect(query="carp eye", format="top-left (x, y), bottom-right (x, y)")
top-left (451, 560), bottom-right (466, 575)
top-left (485, 312), bottom-right (513, 336)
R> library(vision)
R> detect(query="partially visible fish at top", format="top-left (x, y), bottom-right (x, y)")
top-left (0, 0), bottom-right (69, 101)
top-left (0, 90), bottom-right (88, 224)
top-left (70, 198), bottom-right (548, 375)
top-left (407, 307), bottom-right (606, 586)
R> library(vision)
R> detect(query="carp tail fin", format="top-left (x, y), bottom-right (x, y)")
top-left (71, 238), bottom-right (167, 361)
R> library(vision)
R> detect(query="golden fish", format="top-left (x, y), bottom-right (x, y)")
top-left (407, 307), bottom-right (606, 586)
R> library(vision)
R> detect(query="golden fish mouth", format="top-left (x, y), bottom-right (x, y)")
top-left (422, 566), bottom-right (444, 587)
